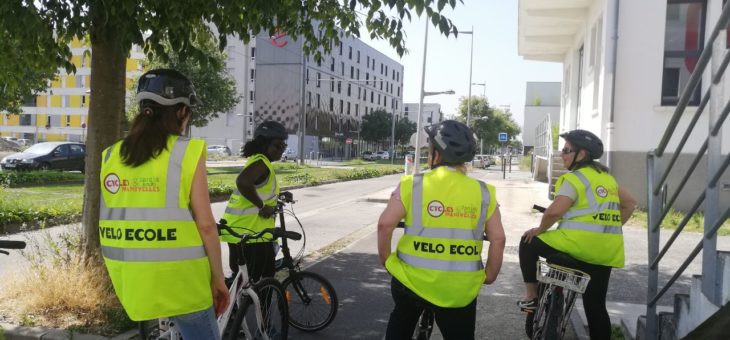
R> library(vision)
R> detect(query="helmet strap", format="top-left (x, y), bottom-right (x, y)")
top-left (568, 151), bottom-right (578, 171)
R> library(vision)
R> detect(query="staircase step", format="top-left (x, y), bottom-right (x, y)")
top-left (658, 311), bottom-right (677, 340)
top-left (635, 315), bottom-right (646, 340)
top-left (676, 275), bottom-right (721, 338)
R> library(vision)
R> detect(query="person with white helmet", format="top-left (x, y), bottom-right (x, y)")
top-left (99, 69), bottom-right (228, 339)
top-left (378, 120), bottom-right (506, 340)
top-left (518, 129), bottom-right (636, 339)
top-left (220, 120), bottom-right (288, 282)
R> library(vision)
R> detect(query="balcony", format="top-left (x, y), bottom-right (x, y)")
top-left (518, 0), bottom-right (592, 62)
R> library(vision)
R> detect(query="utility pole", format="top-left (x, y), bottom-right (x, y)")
top-left (298, 49), bottom-right (307, 165)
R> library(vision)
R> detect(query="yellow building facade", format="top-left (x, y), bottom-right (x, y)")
top-left (0, 38), bottom-right (144, 143)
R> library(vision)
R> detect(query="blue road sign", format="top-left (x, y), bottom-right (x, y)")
top-left (498, 132), bottom-right (508, 142)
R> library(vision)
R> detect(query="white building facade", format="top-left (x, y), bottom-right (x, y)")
top-left (402, 103), bottom-right (442, 126)
top-left (191, 24), bottom-right (405, 158)
top-left (522, 81), bottom-right (561, 153)
top-left (518, 0), bottom-right (730, 210)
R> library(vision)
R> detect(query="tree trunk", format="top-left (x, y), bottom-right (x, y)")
top-left (81, 29), bottom-right (128, 257)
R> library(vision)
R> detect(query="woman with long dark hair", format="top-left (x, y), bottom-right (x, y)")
top-left (99, 69), bottom-right (228, 339)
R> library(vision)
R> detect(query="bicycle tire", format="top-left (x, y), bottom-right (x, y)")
top-left (413, 309), bottom-right (434, 340)
top-left (138, 320), bottom-right (160, 340)
top-left (540, 291), bottom-right (563, 340)
top-left (228, 278), bottom-right (289, 340)
top-left (282, 271), bottom-right (338, 332)
top-left (525, 311), bottom-right (535, 339)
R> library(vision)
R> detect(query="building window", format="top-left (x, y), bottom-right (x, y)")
top-left (339, 99), bottom-right (343, 114)
top-left (66, 115), bottom-right (71, 127)
top-left (341, 61), bottom-right (345, 75)
top-left (317, 93), bottom-right (321, 108)
top-left (348, 46), bottom-right (352, 59)
top-left (81, 95), bottom-right (87, 107)
top-left (46, 116), bottom-right (51, 128)
top-left (317, 73), bottom-right (322, 87)
top-left (347, 102), bottom-right (351, 114)
top-left (397, 86), bottom-right (400, 96)
top-left (359, 87), bottom-right (362, 100)
top-left (355, 103), bottom-right (359, 116)
top-left (337, 81), bottom-right (342, 94)
top-left (363, 89), bottom-right (366, 101)
top-left (348, 84), bottom-right (352, 97)
top-left (331, 57), bottom-right (335, 72)
top-left (249, 90), bottom-right (255, 103)
top-left (367, 55), bottom-right (370, 67)
top-left (350, 66), bottom-right (354, 78)
top-left (307, 91), bottom-right (312, 107)
top-left (331, 78), bottom-right (335, 92)
top-left (370, 92), bottom-right (374, 103)
top-left (306, 69), bottom-right (309, 84)
top-left (366, 73), bottom-right (369, 85)
top-left (329, 97), bottom-right (334, 111)
top-left (357, 50), bottom-right (360, 63)
top-left (250, 69), bottom-right (255, 82)
top-left (339, 42), bottom-right (343, 55)
top-left (662, 0), bottom-right (705, 106)
top-left (251, 47), bottom-right (256, 59)
top-left (357, 69), bottom-right (360, 80)
top-left (380, 63), bottom-right (383, 74)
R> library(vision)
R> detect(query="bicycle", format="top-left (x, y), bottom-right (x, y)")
top-left (271, 191), bottom-right (339, 332)
top-left (139, 226), bottom-right (301, 340)
top-left (0, 239), bottom-right (26, 256)
top-left (522, 205), bottom-right (592, 340)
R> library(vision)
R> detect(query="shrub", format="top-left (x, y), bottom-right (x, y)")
top-left (0, 171), bottom-right (83, 187)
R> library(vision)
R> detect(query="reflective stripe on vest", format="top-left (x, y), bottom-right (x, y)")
top-left (102, 246), bottom-right (206, 262)
top-left (100, 138), bottom-right (203, 255)
top-left (561, 171), bottom-right (620, 218)
top-left (397, 173), bottom-right (487, 271)
top-left (558, 221), bottom-right (623, 234)
top-left (224, 206), bottom-right (260, 216)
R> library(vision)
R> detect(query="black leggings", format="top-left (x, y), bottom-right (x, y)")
top-left (385, 277), bottom-right (477, 340)
top-left (519, 237), bottom-right (612, 340)
top-left (228, 242), bottom-right (276, 282)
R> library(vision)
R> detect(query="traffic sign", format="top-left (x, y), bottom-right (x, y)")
top-left (345, 138), bottom-right (353, 145)
top-left (498, 132), bottom-right (508, 142)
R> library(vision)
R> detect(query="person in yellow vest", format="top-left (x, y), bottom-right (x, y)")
top-left (99, 69), bottom-right (229, 339)
top-left (378, 120), bottom-right (506, 340)
top-left (221, 121), bottom-right (287, 282)
top-left (518, 129), bottom-right (636, 340)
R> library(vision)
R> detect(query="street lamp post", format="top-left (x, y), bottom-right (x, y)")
top-left (413, 90), bottom-right (454, 174)
top-left (470, 116), bottom-right (488, 155)
top-left (472, 82), bottom-right (486, 98)
top-left (461, 27), bottom-right (475, 126)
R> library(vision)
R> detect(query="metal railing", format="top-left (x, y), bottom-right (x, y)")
top-left (533, 113), bottom-right (554, 188)
top-left (645, 4), bottom-right (730, 339)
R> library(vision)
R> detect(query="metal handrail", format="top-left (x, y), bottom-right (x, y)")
top-left (646, 3), bottom-right (730, 339)
top-left (655, 4), bottom-right (730, 157)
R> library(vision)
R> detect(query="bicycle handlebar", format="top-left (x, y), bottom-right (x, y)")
top-left (217, 220), bottom-right (302, 243)
top-left (532, 204), bottom-right (547, 213)
top-left (0, 240), bottom-right (26, 249)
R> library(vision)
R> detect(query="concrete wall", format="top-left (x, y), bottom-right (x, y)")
top-left (611, 151), bottom-right (730, 212)
top-left (523, 82), bottom-right (560, 148)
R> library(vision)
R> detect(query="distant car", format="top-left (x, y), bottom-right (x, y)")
top-left (1, 136), bottom-right (19, 145)
top-left (472, 154), bottom-right (496, 169)
top-left (0, 142), bottom-right (86, 172)
top-left (374, 151), bottom-right (390, 160)
top-left (16, 139), bottom-right (32, 146)
top-left (362, 151), bottom-right (375, 161)
top-left (207, 145), bottom-right (232, 157)
top-left (281, 148), bottom-right (297, 161)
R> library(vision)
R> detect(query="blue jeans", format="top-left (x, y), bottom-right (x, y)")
top-left (170, 306), bottom-right (220, 340)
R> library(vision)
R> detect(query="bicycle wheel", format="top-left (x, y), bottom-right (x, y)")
top-left (138, 320), bottom-right (160, 340)
top-left (413, 309), bottom-right (434, 340)
top-left (282, 271), bottom-right (338, 332)
top-left (228, 278), bottom-right (289, 340)
top-left (540, 291), bottom-right (563, 340)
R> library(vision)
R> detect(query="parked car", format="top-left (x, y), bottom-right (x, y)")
top-left (374, 150), bottom-right (390, 160)
top-left (281, 148), bottom-right (297, 161)
top-left (0, 142), bottom-right (86, 172)
top-left (16, 139), bottom-right (32, 147)
top-left (1, 136), bottom-right (19, 145)
top-left (362, 151), bottom-right (375, 161)
top-left (207, 144), bottom-right (232, 157)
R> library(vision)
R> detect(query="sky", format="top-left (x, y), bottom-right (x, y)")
top-left (357, 1), bottom-right (562, 132)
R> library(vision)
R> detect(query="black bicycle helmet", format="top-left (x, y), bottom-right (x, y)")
top-left (254, 121), bottom-right (288, 140)
top-left (424, 120), bottom-right (477, 164)
top-left (560, 129), bottom-right (603, 159)
top-left (136, 69), bottom-right (201, 107)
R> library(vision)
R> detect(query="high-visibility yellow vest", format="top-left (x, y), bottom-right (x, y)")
top-left (538, 167), bottom-right (625, 267)
top-left (220, 154), bottom-right (279, 244)
top-left (386, 166), bottom-right (497, 308)
top-left (99, 135), bottom-right (212, 321)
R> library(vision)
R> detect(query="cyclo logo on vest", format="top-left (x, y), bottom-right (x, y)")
top-left (99, 226), bottom-right (177, 241)
top-left (104, 173), bottom-right (126, 194)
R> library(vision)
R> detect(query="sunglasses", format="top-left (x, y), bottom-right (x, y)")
top-left (561, 147), bottom-right (575, 154)
top-left (272, 142), bottom-right (288, 149)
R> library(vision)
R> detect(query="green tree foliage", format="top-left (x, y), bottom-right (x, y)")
top-left (127, 37), bottom-right (240, 128)
top-left (0, 0), bottom-right (464, 255)
top-left (361, 109), bottom-right (392, 144)
top-left (456, 96), bottom-right (521, 151)
top-left (395, 118), bottom-right (417, 145)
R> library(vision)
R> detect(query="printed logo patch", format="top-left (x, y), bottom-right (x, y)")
top-left (427, 200), bottom-right (445, 217)
top-left (104, 173), bottom-right (121, 194)
top-left (595, 185), bottom-right (608, 198)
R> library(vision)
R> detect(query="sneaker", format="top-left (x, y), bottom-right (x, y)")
top-left (517, 298), bottom-right (538, 311)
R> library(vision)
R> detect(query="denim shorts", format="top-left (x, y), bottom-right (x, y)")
top-left (170, 306), bottom-right (220, 340)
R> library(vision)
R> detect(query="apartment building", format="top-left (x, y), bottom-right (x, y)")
top-left (191, 22), bottom-right (405, 157)
top-left (0, 38), bottom-right (144, 143)
top-left (402, 103), bottom-right (443, 127)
